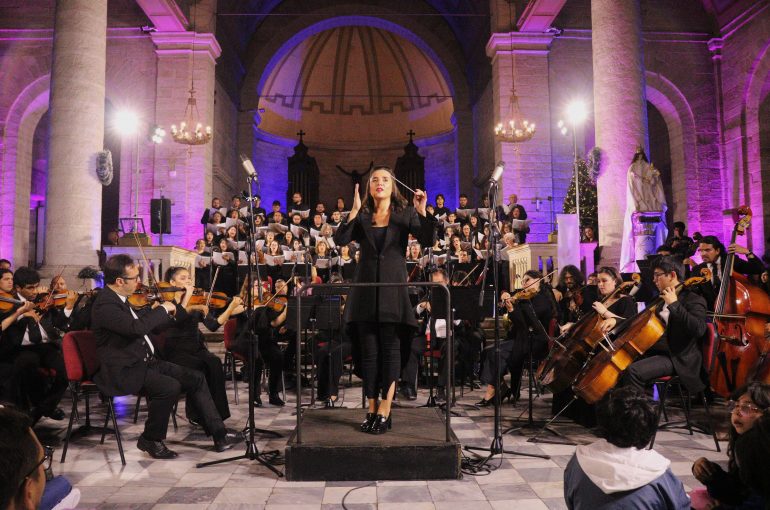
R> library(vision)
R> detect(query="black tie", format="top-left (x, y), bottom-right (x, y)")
top-left (27, 319), bottom-right (43, 344)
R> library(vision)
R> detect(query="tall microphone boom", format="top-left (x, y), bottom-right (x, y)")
top-left (490, 161), bottom-right (505, 184)
top-left (240, 154), bottom-right (257, 179)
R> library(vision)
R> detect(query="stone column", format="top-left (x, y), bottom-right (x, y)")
top-left (592, 0), bottom-right (648, 266)
top-left (151, 31), bottom-right (221, 248)
top-left (44, 0), bottom-right (107, 276)
top-left (487, 32), bottom-right (554, 242)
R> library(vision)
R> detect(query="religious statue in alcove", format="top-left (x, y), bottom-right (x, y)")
top-left (335, 162), bottom-right (373, 186)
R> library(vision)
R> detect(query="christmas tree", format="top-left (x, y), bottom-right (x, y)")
top-left (563, 147), bottom-right (600, 232)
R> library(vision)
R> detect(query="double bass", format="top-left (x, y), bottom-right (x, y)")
top-left (572, 274), bottom-right (709, 404)
top-left (709, 206), bottom-right (770, 397)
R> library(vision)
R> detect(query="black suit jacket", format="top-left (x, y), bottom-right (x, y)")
top-left (0, 297), bottom-right (67, 357)
top-left (692, 254), bottom-right (766, 310)
top-left (334, 206), bottom-right (436, 326)
top-left (655, 288), bottom-right (708, 393)
top-left (91, 286), bottom-right (173, 396)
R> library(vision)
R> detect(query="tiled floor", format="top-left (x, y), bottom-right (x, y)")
top-left (36, 344), bottom-right (729, 509)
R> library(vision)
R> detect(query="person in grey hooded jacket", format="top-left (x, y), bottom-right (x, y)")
top-left (564, 387), bottom-right (690, 510)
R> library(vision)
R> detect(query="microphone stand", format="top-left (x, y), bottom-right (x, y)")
top-left (197, 169), bottom-right (283, 475)
top-left (463, 178), bottom-right (549, 466)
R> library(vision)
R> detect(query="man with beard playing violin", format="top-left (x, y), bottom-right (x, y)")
top-left (619, 256), bottom-right (707, 395)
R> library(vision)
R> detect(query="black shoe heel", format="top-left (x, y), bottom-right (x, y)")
top-left (360, 412), bottom-right (376, 433)
top-left (369, 414), bottom-right (392, 435)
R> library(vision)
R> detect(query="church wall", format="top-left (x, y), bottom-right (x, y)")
top-left (472, 80), bottom-right (496, 207)
top-left (211, 80), bottom-right (241, 204)
top-left (718, 3), bottom-right (770, 255)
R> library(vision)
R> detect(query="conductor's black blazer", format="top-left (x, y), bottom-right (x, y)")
top-left (91, 286), bottom-right (173, 396)
top-left (334, 206), bottom-right (436, 327)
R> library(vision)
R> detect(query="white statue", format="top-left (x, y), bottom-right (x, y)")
top-left (620, 146), bottom-right (668, 272)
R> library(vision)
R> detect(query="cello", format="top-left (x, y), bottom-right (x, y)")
top-left (572, 273), bottom-right (709, 404)
top-left (537, 274), bottom-right (640, 393)
top-left (709, 206), bottom-right (770, 397)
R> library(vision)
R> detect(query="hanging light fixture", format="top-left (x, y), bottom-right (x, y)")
top-left (170, 3), bottom-right (212, 147)
top-left (494, 1), bottom-right (536, 144)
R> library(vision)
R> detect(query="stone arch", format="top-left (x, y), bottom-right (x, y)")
top-left (1, 75), bottom-right (50, 266)
top-left (743, 39), bottom-right (770, 253)
top-left (644, 72), bottom-right (699, 232)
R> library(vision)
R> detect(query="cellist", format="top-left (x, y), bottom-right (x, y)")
top-left (620, 256), bottom-right (707, 395)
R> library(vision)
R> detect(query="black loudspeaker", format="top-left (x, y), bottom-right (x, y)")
top-left (150, 198), bottom-right (171, 234)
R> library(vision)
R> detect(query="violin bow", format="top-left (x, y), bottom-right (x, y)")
top-left (131, 231), bottom-right (164, 302)
top-left (205, 266), bottom-right (221, 308)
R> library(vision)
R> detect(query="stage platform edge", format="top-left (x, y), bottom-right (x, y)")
top-left (285, 407), bottom-right (461, 481)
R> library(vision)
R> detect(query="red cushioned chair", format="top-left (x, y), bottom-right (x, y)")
top-left (649, 323), bottom-right (721, 451)
top-left (60, 330), bottom-right (126, 465)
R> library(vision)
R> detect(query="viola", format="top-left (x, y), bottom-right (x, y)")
top-left (537, 274), bottom-right (640, 394)
top-left (708, 206), bottom-right (770, 396)
top-left (572, 274), bottom-right (710, 404)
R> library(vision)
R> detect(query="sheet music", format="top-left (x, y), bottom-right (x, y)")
top-left (314, 257), bottom-right (339, 269)
top-left (254, 239), bottom-right (265, 251)
top-left (455, 208), bottom-right (474, 219)
top-left (474, 248), bottom-right (490, 259)
top-left (226, 240), bottom-right (246, 250)
top-left (443, 221), bottom-right (460, 230)
top-left (290, 209), bottom-right (311, 219)
top-left (195, 255), bottom-right (211, 268)
top-left (264, 254), bottom-right (285, 266)
top-left (206, 223), bottom-right (226, 235)
top-left (212, 251), bottom-right (233, 265)
top-left (224, 217), bottom-right (245, 229)
top-left (511, 219), bottom-right (532, 230)
top-left (238, 206), bottom-right (251, 218)
top-left (254, 226), bottom-right (270, 238)
top-left (269, 222), bottom-right (289, 234)
top-left (290, 224), bottom-right (308, 238)
top-left (237, 250), bottom-right (248, 265)
top-left (476, 208), bottom-right (491, 220)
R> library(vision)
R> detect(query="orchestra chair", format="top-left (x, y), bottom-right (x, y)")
top-left (60, 330), bottom-right (126, 465)
top-left (649, 323), bottom-right (721, 452)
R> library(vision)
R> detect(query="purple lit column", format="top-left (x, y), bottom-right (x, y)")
top-left (44, 0), bottom-right (107, 272)
top-left (151, 32), bottom-right (221, 249)
top-left (592, 0), bottom-right (648, 265)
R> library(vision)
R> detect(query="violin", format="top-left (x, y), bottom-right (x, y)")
top-left (0, 291), bottom-right (24, 313)
top-left (537, 274), bottom-right (640, 394)
top-left (708, 206), bottom-right (770, 396)
top-left (572, 274), bottom-right (710, 404)
top-left (32, 290), bottom-right (97, 311)
top-left (253, 291), bottom-right (287, 313)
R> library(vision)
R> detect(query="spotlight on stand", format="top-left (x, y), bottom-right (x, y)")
top-left (114, 110), bottom-right (139, 136)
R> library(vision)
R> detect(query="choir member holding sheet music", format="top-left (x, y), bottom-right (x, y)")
top-left (338, 243), bottom-right (357, 280)
top-left (266, 200), bottom-right (282, 223)
top-left (206, 211), bottom-right (227, 237)
top-left (313, 240), bottom-right (337, 282)
top-left (434, 194), bottom-right (450, 219)
top-left (510, 205), bottom-right (531, 244)
top-left (328, 210), bottom-right (342, 227)
top-left (201, 197), bottom-right (225, 228)
top-left (194, 239), bottom-right (212, 289)
top-left (213, 238), bottom-right (238, 295)
top-left (289, 192), bottom-right (310, 218)
top-left (249, 195), bottom-right (267, 219)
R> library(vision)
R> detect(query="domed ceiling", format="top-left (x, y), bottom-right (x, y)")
top-left (258, 25), bottom-right (455, 146)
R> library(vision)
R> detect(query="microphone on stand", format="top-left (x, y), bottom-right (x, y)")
top-left (241, 154), bottom-right (258, 181)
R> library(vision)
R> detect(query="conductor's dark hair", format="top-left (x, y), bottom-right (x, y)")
top-left (12, 267), bottom-right (40, 288)
top-left (698, 235), bottom-right (726, 255)
top-left (103, 254), bottom-right (136, 285)
top-left (650, 255), bottom-right (685, 281)
top-left (596, 387), bottom-right (658, 449)
top-left (0, 407), bottom-right (41, 510)
top-left (361, 165), bottom-right (408, 214)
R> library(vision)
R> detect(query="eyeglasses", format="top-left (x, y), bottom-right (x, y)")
top-left (119, 275), bottom-right (140, 281)
top-left (19, 446), bottom-right (54, 487)
top-left (652, 272), bottom-right (669, 280)
top-left (727, 400), bottom-right (764, 415)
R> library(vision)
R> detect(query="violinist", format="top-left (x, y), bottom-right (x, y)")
top-left (554, 265), bottom-right (590, 325)
top-left (620, 256), bottom-right (707, 395)
top-left (49, 275), bottom-right (92, 332)
top-left (92, 255), bottom-right (242, 458)
top-left (477, 270), bottom-right (557, 406)
top-left (692, 235), bottom-right (766, 311)
top-left (231, 278), bottom-right (286, 407)
top-left (157, 267), bottom-right (238, 426)
top-left (0, 267), bottom-right (67, 422)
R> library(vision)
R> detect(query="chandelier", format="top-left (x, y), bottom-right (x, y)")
top-left (170, 3), bottom-right (211, 148)
top-left (494, 90), bottom-right (536, 143)
top-left (170, 87), bottom-right (212, 146)
top-left (494, 0), bottom-right (535, 144)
